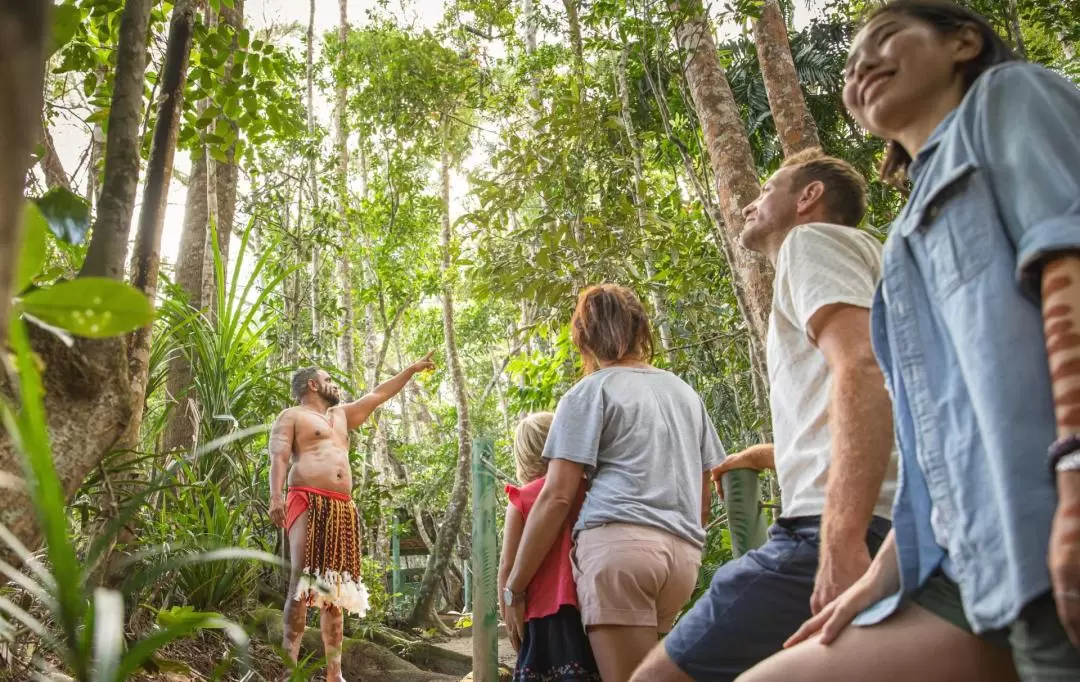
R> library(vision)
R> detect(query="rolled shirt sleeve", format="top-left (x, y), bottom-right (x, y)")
top-left (968, 63), bottom-right (1080, 299)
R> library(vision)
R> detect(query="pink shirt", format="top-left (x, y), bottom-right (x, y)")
top-left (506, 477), bottom-right (585, 621)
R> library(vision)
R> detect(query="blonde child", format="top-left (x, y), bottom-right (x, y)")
top-left (498, 412), bottom-right (600, 682)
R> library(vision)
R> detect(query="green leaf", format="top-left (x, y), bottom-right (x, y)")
top-left (49, 4), bottom-right (80, 56)
top-left (86, 108), bottom-right (110, 125)
top-left (35, 187), bottom-right (91, 244)
top-left (19, 278), bottom-right (153, 338)
top-left (16, 204), bottom-right (48, 294)
top-left (82, 71), bottom-right (98, 98)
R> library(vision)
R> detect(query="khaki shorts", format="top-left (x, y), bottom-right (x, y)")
top-left (572, 522), bottom-right (701, 632)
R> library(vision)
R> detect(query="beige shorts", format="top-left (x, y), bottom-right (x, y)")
top-left (572, 522), bottom-right (701, 632)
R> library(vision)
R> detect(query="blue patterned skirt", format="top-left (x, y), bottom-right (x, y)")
top-left (513, 605), bottom-right (601, 682)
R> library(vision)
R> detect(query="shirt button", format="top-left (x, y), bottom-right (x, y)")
top-left (927, 205), bottom-right (940, 220)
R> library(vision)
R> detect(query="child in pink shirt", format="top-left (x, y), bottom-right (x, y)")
top-left (498, 412), bottom-right (600, 682)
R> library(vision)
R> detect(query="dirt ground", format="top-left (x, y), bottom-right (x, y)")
top-left (436, 632), bottom-right (518, 669)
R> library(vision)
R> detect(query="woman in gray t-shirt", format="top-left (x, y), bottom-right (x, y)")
top-left (503, 284), bottom-right (725, 680)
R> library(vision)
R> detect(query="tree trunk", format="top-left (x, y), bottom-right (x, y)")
top-left (671, 0), bottom-right (772, 361)
top-left (1004, 0), bottom-right (1027, 59)
top-left (0, 1), bottom-right (49, 343)
top-left (86, 121), bottom-right (105, 208)
top-left (753, 0), bottom-right (820, 156)
top-left (203, 0), bottom-right (243, 311)
top-left (161, 148), bottom-right (208, 454)
top-left (36, 116), bottom-right (71, 191)
top-left (409, 143), bottom-right (472, 627)
top-left (80, 0), bottom-right (154, 280)
top-left (335, 0), bottom-right (355, 380)
top-left (561, 0), bottom-right (585, 89)
top-left (124, 0), bottom-right (195, 449)
top-left (617, 46), bottom-right (673, 359)
top-left (306, 0), bottom-right (320, 347)
top-left (0, 0), bottom-right (141, 558)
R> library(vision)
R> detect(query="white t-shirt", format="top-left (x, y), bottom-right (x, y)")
top-left (768, 223), bottom-right (898, 520)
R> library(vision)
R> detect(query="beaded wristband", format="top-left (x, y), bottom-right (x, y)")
top-left (1049, 434), bottom-right (1080, 475)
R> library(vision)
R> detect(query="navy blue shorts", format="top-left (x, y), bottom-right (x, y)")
top-left (663, 516), bottom-right (891, 681)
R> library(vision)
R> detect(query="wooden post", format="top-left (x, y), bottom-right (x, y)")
top-left (464, 559), bottom-right (472, 613)
top-left (471, 437), bottom-right (498, 681)
top-left (721, 469), bottom-right (769, 557)
top-left (391, 514), bottom-right (401, 605)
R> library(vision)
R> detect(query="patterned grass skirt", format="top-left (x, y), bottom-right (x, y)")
top-left (292, 489), bottom-right (369, 616)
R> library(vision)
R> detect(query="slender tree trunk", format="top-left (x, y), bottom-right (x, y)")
top-left (81, 0), bottom-right (154, 280)
top-left (562, 0), bottom-right (585, 88)
top-left (522, 0), bottom-right (538, 109)
top-left (753, 0), bottom-right (820, 156)
top-left (617, 46), bottom-right (673, 359)
top-left (0, 1), bottom-right (48, 342)
top-left (335, 0), bottom-right (355, 380)
top-left (125, 0), bottom-right (195, 448)
top-left (1004, 0), bottom-right (1027, 59)
top-left (162, 148), bottom-right (208, 454)
top-left (36, 116), bottom-right (71, 190)
top-left (671, 0), bottom-right (772, 362)
top-left (1062, 33), bottom-right (1076, 61)
top-left (410, 142), bottom-right (472, 626)
top-left (86, 121), bottom-right (105, 208)
top-left (306, 0), bottom-right (320, 346)
top-left (198, 0), bottom-right (243, 315)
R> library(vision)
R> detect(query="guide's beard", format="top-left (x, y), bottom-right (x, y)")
top-left (318, 386), bottom-right (342, 407)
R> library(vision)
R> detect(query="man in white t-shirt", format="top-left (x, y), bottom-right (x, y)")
top-left (632, 149), bottom-right (899, 682)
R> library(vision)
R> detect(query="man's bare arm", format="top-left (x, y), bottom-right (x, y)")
top-left (810, 303), bottom-right (894, 613)
top-left (341, 352), bottom-right (436, 430)
top-left (268, 410), bottom-right (295, 528)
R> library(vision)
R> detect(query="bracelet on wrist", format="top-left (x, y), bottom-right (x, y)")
top-left (1056, 451), bottom-right (1080, 474)
top-left (1048, 434), bottom-right (1080, 475)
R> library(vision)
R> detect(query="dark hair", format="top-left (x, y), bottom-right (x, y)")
top-left (291, 366), bottom-right (320, 401)
top-left (867, 1), bottom-right (1017, 186)
top-left (571, 284), bottom-right (653, 374)
top-left (782, 147), bottom-right (868, 226)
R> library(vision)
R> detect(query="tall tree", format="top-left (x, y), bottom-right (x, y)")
top-left (212, 0), bottom-right (243, 281)
top-left (336, 0), bottom-right (355, 381)
top-left (125, 0), bottom-right (196, 446)
top-left (306, 0), bottom-right (320, 345)
top-left (162, 133), bottom-right (208, 453)
top-left (753, 0), bottom-right (820, 156)
top-left (670, 0), bottom-right (772, 366)
top-left (0, 0), bottom-right (50, 345)
top-left (80, 0), bottom-right (155, 280)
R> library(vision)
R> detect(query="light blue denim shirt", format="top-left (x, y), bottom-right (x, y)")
top-left (854, 62), bottom-right (1080, 633)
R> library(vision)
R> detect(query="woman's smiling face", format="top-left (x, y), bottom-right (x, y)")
top-left (842, 11), bottom-right (979, 142)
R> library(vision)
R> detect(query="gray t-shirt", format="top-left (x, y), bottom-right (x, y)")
top-left (543, 366), bottom-right (726, 548)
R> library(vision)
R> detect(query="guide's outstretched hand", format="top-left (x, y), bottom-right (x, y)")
top-left (409, 350), bottom-right (437, 374)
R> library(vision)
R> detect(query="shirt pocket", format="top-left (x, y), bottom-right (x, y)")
top-left (904, 162), bottom-right (995, 297)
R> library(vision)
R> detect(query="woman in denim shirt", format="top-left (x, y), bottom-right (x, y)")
top-left (738, 2), bottom-right (1080, 681)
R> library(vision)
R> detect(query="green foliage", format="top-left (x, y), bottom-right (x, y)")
top-left (15, 205), bottom-right (49, 295)
top-left (19, 278), bottom-right (153, 339)
top-left (0, 318), bottom-right (270, 680)
top-left (36, 187), bottom-right (92, 245)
